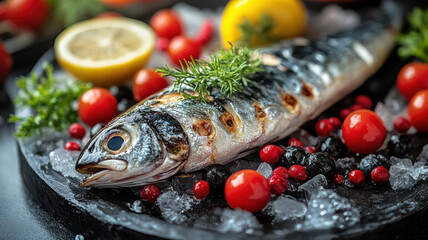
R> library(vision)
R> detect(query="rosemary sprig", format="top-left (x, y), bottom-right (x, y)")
top-left (8, 64), bottom-right (92, 138)
top-left (156, 46), bottom-right (265, 102)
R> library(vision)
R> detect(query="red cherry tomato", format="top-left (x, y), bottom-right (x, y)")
top-left (149, 9), bottom-right (182, 40)
top-left (225, 170), bottom-right (270, 213)
top-left (397, 62), bottom-right (428, 100)
top-left (0, 42), bottom-right (12, 85)
top-left (78, 88), bottom-right (118, 126)
top-left (167, 36), bottom-right (201, 66)
top-left (0, 0), bottom-right (49, 31)
top-left (132, 69), bottom-right (169, 102)
top-left (407, 89), bottom-right (428, 132)
top-left (342, 110), bottom-right (386, 154)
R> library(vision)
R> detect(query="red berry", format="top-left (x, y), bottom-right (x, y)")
top-left (193, 180), bottom-right (210, 199)
top-left (225, 170), bottom-right (270, 212)
top-left (287, 138), bottom-right (304, 148)
top-left (339, 108), bottom-right (352, 120)
top-left (328, 117), bottom-right (341, 129)
top-left (260, 145), bottom-right (283, 164)
top-left (68, 123), bottom-right (86, 139)
top-left (272, 166), bottom-right (289, 179)
top-left (355, 95), bottom-right (373, 109)
top-left (349, 104), bottom-right (364, 112)
top-left (315, 119), bottom-right (334, 137)
top-left (393, 116), bottom-right (411, 133)
top-left (371, 166), bottom-right (390, 184)
top-left (342, 110), bottom-right (386, 154)
top-left (140, 184), bottom-right (161, 202)
top-left (156, 37), bottom-right (169, 51)
top-left (304, 146), bottom-right (317, 153)
top-left (64, 141), bottom-right (81, 151)
top-left (348, 170), bottom-right (365, 185)
top-left (268, 175), bottom-right (287, 195)
top-left (196, 20), bottom-right (214, 46)
top-left (289, 165), bottom-right (307, 181)
top-left (333, 174), bottom-right (344, 185)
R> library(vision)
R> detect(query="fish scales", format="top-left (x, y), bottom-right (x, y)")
top-left (76, 5), bottom-right (401, 187)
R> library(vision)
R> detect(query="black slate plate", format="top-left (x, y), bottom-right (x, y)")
top-left (10, 39), bottom-right (428, 240)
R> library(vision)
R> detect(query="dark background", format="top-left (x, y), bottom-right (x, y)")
top-left (1, 0), bottom-right (428, 239)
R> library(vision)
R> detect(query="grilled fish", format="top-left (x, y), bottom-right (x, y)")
top-left (76, 3), bottom-right (401, 188)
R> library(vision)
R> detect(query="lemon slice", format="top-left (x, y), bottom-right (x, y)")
top-left (55, 17), bottom-right (155, 86)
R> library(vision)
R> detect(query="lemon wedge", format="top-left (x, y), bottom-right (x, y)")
top-left (55, 17), bottom-right (155, 86)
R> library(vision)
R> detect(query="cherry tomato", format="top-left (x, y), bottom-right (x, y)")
top-left (342, 109), bottom-right (386, 154)
top-left (397, 62), bottom-right (428, 100)
top-left (224, 170), bottom-right (270, 213)
top-left (132, 69), bottom-right (169, 102)
top-left (0, 42), bottom-right (12, 85)
top-left (149, 9), bottom-right (182, 40)
top-left (407, 89), bottom-right (428, 132)
top-left (0, 0), bottom-right (49, 31)
top-left (78, 88), bottom-right (118, 126)
top-left (167, 36), bottom-right (201, 66)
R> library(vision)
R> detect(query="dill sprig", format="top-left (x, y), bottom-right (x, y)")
top-left (239, 14), bottom-right (276, 45)
top-left (156, 45), bottom-right (265, 102)
top-left (8, 64), bottom-right (92, 138)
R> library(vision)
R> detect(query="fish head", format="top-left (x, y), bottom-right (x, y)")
top-left (76, 110), bottom-right (189, 188)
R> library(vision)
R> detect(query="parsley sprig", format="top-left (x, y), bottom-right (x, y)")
top-left (398, 8), bottom-right (428, 62)
top-left (9, 64), bottom-right (92, 138)
top-left (156, 46), bottom-right (265, 102)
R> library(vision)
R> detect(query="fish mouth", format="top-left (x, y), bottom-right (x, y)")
top-left (76, 159), bottom-right (128, 187)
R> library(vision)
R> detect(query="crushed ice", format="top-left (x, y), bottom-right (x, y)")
top-left (265, 196), bottom-right (307, 223)
top-left (156, 190), bottom-right (199, 224)
top-left (257, 162), bottom-right (273, 179)
top-left (300, 190), bottom-right (360, 230)
top-left (298, 174), bottom-right (328, 200)
top-left (389, 155), bottom-right (428, 190)
top-left (217, 208), bottom-right (262, 234)
top-left (49, 148), bottom-right (83, 179)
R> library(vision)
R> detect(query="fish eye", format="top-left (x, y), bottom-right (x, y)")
top-left (107, 136), bottom-right (124, 151)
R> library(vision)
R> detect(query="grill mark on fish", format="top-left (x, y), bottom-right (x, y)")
top-left (281, 93), bottom-right (300, 114)
top-left (219, 111), bottom-right (237, 133)
top-left (302, 84), bottom-right (314, 98)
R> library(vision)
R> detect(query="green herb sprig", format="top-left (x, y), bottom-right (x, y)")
top-left (49, 0), bottom-right (106, 27)
top-left (156, 46), bottom-right (265, 102)
top-left (8, 64), bottom-right (92, 138)
top-left (398, 8), bottom-right (428, 62)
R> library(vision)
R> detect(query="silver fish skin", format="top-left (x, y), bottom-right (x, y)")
top-left (76, 3), bottom-right (402, 188)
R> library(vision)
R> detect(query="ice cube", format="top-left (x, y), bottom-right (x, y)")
top-left (375, 102), bottom-right (394, 132)
top-left (289, 129), bottom-right (319, 147)
top-left (271, 196), bottom-right (307, 223)
top-left (49, 148), bottom-right (83, 179)
top-left (156, 190), bottom-right (198, 224)
top-left (335, 157), bottom-right (358, 176)
top-left (384, 87), bottom-right (408, 114)
top-left (389, 156), bottom-right (428, 190)
top-left (257, 162), bottom-right (273, 179)
top-left (302, 190), bottom-right (360, 230)
top-left (298, 174), bottom-right (328, 200)
top-left (217, 208), bottom-right (262, 234)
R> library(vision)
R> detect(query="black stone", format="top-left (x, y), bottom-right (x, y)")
top-left (202, 165), bottom-right (231, 196)
top-left (276, 146), bottom-right (307, 168)
top-left (359, 154), bottom-right (391, 179)
top-left (320, 136), bottom-right (347, 159)
top-left (109, 85), bottom-right (134, 101)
